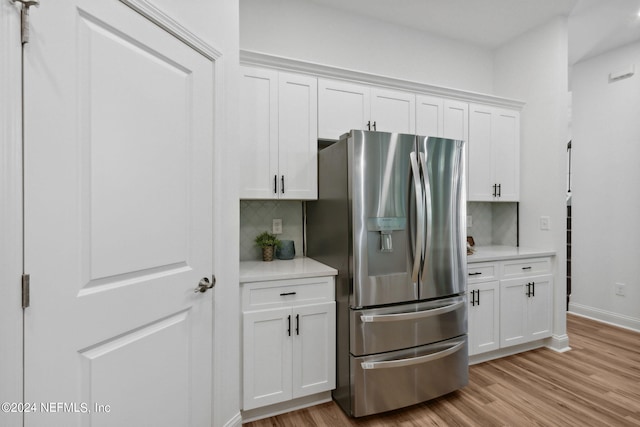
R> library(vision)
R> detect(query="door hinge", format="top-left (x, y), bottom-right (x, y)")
top-left (11, 0), bottom-right (39, 44)
top-left (22, 274), bottom-right (30, 308)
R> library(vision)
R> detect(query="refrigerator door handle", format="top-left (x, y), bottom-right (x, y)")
top-left (419, 152), bottom-right (432, 281)
top-left (409, 152), bottom-right (424, 284)
top-left (360, 340), bottom-right (465, 370)
top-left (360, 300), bottom-right (465, 323)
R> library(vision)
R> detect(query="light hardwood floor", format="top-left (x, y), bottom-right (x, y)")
top-left (245, 314), bottom-right (640, 426)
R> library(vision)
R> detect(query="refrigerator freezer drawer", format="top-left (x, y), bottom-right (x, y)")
top-left (350, 336), bottom-right (468, 417)
top-left (350, 295), bottom-right (467, 356)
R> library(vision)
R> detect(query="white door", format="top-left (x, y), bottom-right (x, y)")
top-left (278, 72), bottom-right (318, 200)
top-left (528, 275), bottom-right (553, 340)
top-left (468, 104), bottom-right (494, 201)
top-left (370, 87), bottom-right (416, 134)
top-left (443, 100), bottom-right (469, 142)
top-left (500, 279), bottom-right (528, 347)
top-left (292, 302), bottom-right (336, 398)
top-left (23, 1), bottom-right (214, 426)
top-left (492, 108), bottom-right (520, 201)
top-left (415, 94), bottom-right (444, 138)
top-left (468, 281), bottom-right (500, 356)
top-left (317, 79), bottom-right (370, 140)
top-left (242, 308), bottom-right (293, 410)
top-left (239, 66), bottom-right (279, 199)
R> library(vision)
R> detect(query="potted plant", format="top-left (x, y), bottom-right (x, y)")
top-left (254, 231), bottom-right (282, 262)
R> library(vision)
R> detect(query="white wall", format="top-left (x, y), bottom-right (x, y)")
top-left (493, 17), bottom-right (570, 349)
top-left (570, 41), bottom-right (640, 331)
top-left (240, 0), bottom-right (494, 94)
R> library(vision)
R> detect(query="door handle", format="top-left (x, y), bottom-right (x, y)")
top-left (360, 300), bottom-right (464, 323)
top-left (194, 276), bottom-right (215, 293)
top-left (409, 152), bottom-right (424, 284)
top-left (360, 340), bottom-right (465, 370)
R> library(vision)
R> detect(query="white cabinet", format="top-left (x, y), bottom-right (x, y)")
top-left (242, 276), bottom-right (336, 411)
top-left (467, 261), bottom-right (500, 356)
top-left (318, 79), bottom-right (414, 140)
top-left (416, 95), bottom-right (468, 142)
top-left (239, 66), bottom-right (317, 199)
top-left (317, 79), bottom-right (369, 141)
top-left (468, 104), bottom-right (520, 201)
top-left (500, 274), bottom-right (553, 348)
top-left (467, 256), bottom-right (553, 357)
top-left (369, 87), bottom-right (415, 134)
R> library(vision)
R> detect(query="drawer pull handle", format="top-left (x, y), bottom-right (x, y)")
top-left (522, 266), bottom-right (532, 270)
top-left (279, 292), bottom-right (296, 296)
top-left (360, 340), bottom-right (465, 370)
top-left (468, 272), bottom-right (482, 276)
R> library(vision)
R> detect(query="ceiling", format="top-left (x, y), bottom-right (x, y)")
top-left (307, 0), bottom-right (640, 64)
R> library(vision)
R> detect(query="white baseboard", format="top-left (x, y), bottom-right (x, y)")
top-left (569, 303), bottom-right (640, 333)
top-left (223, 412), bottom-right (242, 427)
top-left (241, 392), bottom-right (332, 423)
top-left (546, 334), bottom-right (571, 353)
top-left (469, 339), bottom-right (547, 365)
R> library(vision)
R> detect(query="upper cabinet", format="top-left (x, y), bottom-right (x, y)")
top-left (416, 95), bottom-right (468, 141)
top-left (369, 87), bottom-right (415, 134)
top-left (318, 79), bottom-right (415, 140)
top-left (317, 80), bottom-right (369, 140)
top-left (239, 66), bottom-right (318, 200)
top-left (468, 104), bottom-right (520, 201)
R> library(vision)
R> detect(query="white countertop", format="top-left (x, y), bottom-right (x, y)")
top-left (239, 257), bottom-right (337, 283)
top-left (467, 245), bottom-right (556, 263)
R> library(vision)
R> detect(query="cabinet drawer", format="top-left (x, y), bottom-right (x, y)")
top-left (502, 257), bottom-right (551, 279)
top-left (242, 276), bottom-right (334, 311)
top-left (466, 262), bottom-right (498, 283)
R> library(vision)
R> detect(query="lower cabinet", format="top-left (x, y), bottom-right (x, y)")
top-left (467, 280), bottom-right (500, 356)
top-left (500, 275), bottom-right (553, 347)
top-left (242, 276), bottom-right (336, 411)
top-left (467, 257), bottom-right (553, 357)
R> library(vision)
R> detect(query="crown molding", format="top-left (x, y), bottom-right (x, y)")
top-left (240, 50), bottom-right (525, 110)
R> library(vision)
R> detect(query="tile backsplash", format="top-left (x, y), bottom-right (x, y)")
top-left (240, 200), bottom-right (304, 261)
top-left (467, 202), bottom-right (518, 247)
top-left (241, 200), bottom-right (517, 261)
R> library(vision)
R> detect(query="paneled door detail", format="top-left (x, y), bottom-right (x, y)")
top-left (23, 1), bottom-right (214, 426)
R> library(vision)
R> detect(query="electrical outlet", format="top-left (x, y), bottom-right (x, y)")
top-left (539, 216), bottom-right (550, 230)
top-left (467, 215), bottom-right (473, 228)
top-left (615, 283), bottom-right (626, 296)
top-left (272, 218), bottom-right (282, 234)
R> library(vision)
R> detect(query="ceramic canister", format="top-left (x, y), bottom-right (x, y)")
top-left (276, 240), bottom-right (295, 260)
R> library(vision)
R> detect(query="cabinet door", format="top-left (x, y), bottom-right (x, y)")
top-left (415, 95), bottom-right (443, 138)
top-left (527, 275), bottom-right (553, 340)
top-left (370, 87), bottom-right (415, 134)
top-left (239, 66), bottom-right (279, 199)
top-left (443, 100), bottom-right (468, 142)
top-left (318, 79), bottom-right (370, 140)
top-left (492, 108), bottom-right (520, 201)
top-left (468, 104), bottom-right (494, 201)
top-left (278, 72), bottom-right (318, 200)
top-left (292, 302), bottom-right (336, 398)
top-left (468, 281), bottom-right (500, 356)
top-left (499, 278), bottom-right (528, 348)
top-left (243, 308), bottom-right (292, 410)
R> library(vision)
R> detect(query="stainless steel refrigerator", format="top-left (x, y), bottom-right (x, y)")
top-left (307, 130), bottom-right (468, 417)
